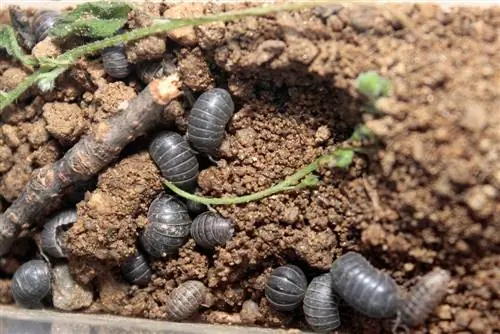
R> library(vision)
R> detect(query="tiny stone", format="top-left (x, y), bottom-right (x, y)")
top-left (403, 263), bottom-right (415, 272)
top-left (314, 125), bottom-right (331, 144)
top-left (455, 309), bottom-right (475, 328)
top-left (469, 317), bottom-right (488, 333)
top-left (282, 206), bottom-right (300, 224)
top-left (52, 263), bottom-right (93, 311)
top-left (437, 304), bottom-right (452, 320)
top-left (240, 299), bottom-right (263, 324)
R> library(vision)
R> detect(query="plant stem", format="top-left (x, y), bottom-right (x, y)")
top-left (0, 1), bottom-right (344, 114)
top-left (164, 148), bottom-right (354, 205)
top-left (59, 2), bottom-right (326, 63)
top-left (0, 70), bottom-right (40, 110)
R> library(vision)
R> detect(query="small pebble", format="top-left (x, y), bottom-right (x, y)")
top-left (52, 263), bottom-right (93, 311)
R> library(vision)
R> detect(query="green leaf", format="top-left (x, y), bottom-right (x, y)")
top-left (355, 71), bottom-right (391, 100)
top-left (0, 25), bottom-right (37, 66)
top-left (350, 124), bottom-right (377, 142)
top-left (51, 1), bottom-right (132, 39)
top-left (333, 149), bottom-right (354, 168)
top-left (301, 174), bottom-right (320, 187)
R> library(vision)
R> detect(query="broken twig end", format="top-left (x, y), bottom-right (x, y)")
top-left (150, 74), bottom-right (182, 105)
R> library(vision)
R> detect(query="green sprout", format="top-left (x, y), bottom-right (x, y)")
top-left (164, 147), bottom-right (357, 206)
top-left (355, 71), bottom-right (391, 101)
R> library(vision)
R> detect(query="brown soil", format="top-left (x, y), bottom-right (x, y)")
top-left (1, 3), bottom-right (499, 334)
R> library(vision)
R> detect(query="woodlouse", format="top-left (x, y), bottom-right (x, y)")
top-left (149, 131), bottom-right (199, 191)
top-left (101, 43), bottom-right (131, 79)
top-left (303, 273), bottom-right (341, 332)
top-left (40, 209), bottom-right (77, 258)
top-left (185, 197), bottom-right (207, 216)
top-left (265, 264), bottom-right (307, 312)
top-left (121, 250), bottom-right (153, 287)
top-left (136, 55), bottom-right (177, 84)
top-left (187, 88), bottom-right (235, 156)
top-left (329, 252), bottom-right (401, 318)
top-left (11, 259), bottom-right (51, 309)
top-left (397, 268), bottom-right (451, 328)
top-left (190, 211), bottom-right (234, 249)
top-left (140, 193), bottom-right (192, 258)
top-left (9, 6), bottom-right (36, 51)
top-left (32, 10), bottom-right (60, 43)
top-left (165, 280), bottom-right (208, 321)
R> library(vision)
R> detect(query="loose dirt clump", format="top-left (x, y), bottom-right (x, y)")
top-left (66, 151), bottom-right (162, 281)
top-left (0, 3), bottom-right (499, 334)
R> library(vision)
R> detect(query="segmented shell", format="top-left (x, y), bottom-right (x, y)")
top-left (149, 131), bottom-right (199, 191)
top-left (9, 6), bottom-right (36, 50)
top-left (165, 280), bottom-right (208, 321)
top-left (187, 88), bottom-right (235, 156)
top-left (32, 10), bottom-right (59, 42)
top-left (11, 260), bottom-right (51, 309)
top-left (40, 209), bottom-right (77, 258)
top-left (330, 252), bottom-right (401, 318)
top-left (265, 265), bottom-right (307, 312)
top-left (136, 55), bottom-right (177, 84)
top-left (101, 44), bottom-right (131, 79)
top-left (121, 251), bottom-right (153, 287)
top-left (398, 268), bottom-right (451, 327)
top-left (140, 193), bottom-right (192, 258)
top-left (190, 211), bottom-right (234, 249)
top-left (303, 273), bottom-right (341, 332)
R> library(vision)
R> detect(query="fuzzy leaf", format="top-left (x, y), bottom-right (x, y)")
top-left (355, 71), bottom-right (391, 100)
top-left (333, 150), bottom-right (354, 168)
top-left (0, 25), bottom-right (37, 66)
top-left (51, 1), bottom-right (132, 39)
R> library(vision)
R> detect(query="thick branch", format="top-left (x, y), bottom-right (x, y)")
top-left (0, 75), bottom-right (182, 256)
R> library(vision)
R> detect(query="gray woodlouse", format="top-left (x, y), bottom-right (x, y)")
top-left (190, 211), bottom-right (234, 249)
top-left (121, 251), bottom-right (153, 287)
top-left (303, 273), bottom-right (341, 332)
top-left (140, 193), bottom-right (192, 258)
top-left (149, 131), bottom-right (199, 191)
top-left (9, 7), bottom-right (36, 51)
top-left (330, 252), bottom-right (401, 318)
top-left (165, 280), bottom-right (208, 321)
top-left (136, 55), bottom-right (177, 84)
top-left (32, 10), bottom-right (60, 43)
top-left (40, 209), bottom-right (77, 258)
top-left (397, 268), bottom-right (451, 328)
top-left (187, 88), bottom-right (235, 156)
top-left (101, 44), bottom-right (131, 79)
top-left (11, 259), bottom-right (51, 309)
top-left (265, 264), bottom-right (307, 312)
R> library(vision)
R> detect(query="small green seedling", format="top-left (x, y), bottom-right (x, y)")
top-left (355, 71), bottom-right (391, 101)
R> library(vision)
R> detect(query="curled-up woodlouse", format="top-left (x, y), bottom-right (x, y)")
top-left (396, 268), bottom-right (451, 329)
top-left (265, 264), bottom-right (307, 312)
top-left (165, 280), bottom-right (208, 321)
top-left (190, 211), bottom-right (234, 249)
top-left (303, 273), bottom-right (341, 332)
top-left (9, 6), bottom-right (36, 51)
top-left (187, 88), bottom-right (235, 156)
top-left (11, 259), bottom-right (51, 309)
top-left (101, 43), bottom-right (131, 79)
top-left (140, 193), bottom-right (192, 258)
top-left (40, 209), bottom-right (77, 258)
top-left (32, 10), bottom-right (60, 43)
top-left (330, 252), bottom-right (401, 318)
top-left (121, 250), bottom-right (153, 287)
top-left (185, 197), bottom-right (207, 217)
top-left (136, 55), bottom-right (177, 84)
top-left (149, 131), bottom-right (199, 191)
